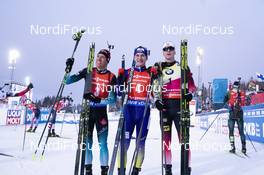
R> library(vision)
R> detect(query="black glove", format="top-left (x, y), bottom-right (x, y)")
top-left (184, 92), bottom-right (193, 102)
top-left (6, 92), bottom-right (12, 97)
top-left (83, 93), bottom-right (101, 103)
top-left (65, 58), bottom-right (74, 73)
top-left (155, 100), bottom-right (164, 111)
top-left (66, 96), bottom-right (73, 102)
top-left (27, 83), bottom-right (34, 89)
top-left (117, 68), bottom-right (126, 85)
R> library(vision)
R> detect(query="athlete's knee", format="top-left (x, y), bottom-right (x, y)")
top-left (99, 140), bottom-right (108, 150)
top-left (163, 140), bottom-right (172, 151)
top-left (138, 135), bottom-right (147, 146)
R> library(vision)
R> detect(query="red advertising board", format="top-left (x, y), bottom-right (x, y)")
top-left (251, 93), bottom-right (264, 105)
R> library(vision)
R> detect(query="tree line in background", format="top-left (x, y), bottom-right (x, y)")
top-left (35, 96), bottom-right (56, 107)
top-left (35, 96), bottom-right (83, 113)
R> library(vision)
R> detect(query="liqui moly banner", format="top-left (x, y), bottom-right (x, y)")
top-left (6, 109), bottom-right (22, 125)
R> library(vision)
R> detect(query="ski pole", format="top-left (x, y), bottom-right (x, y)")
top-left (128, 72), bottom-right (154, 175)
top-left (60, 111), bottom-right (66, 136)
top-left (22, 106), bottom-right (28, 151)
top-left (160, 112), bottom-right (165, 175)
top-left (22, 98), bottom-right (32, 151)
top-left (40, 93), bottom-right (64, 159)
top-left (156, 61), bottom-right (165, 175)
top-left (107, 41), bottom-right (114, 52)
top-left (199, 103), bottom-right (228, 141)
top-left (245, 132), bottom-right (257, 152)
top-left (40, 30), bottom-right (86, 158)
top-left (199, 112), bottom-right (222, 141)
top-left (33, 30), bottom-right (85, 159)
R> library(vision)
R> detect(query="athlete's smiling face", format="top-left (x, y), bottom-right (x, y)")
top-left (134, 53), bottom-right (147, 67)
top-left (163, 47), bottom-right (176, 62)
top-left (96, 54), bottom-right (108, 70)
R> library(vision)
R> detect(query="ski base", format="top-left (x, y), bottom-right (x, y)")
top-left (228, 151), bottom-right (249, 158)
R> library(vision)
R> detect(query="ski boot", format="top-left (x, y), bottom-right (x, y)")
top-left (229, 144), bottom-right (236, 153)
top-left (48, 129), bottom-right (52, 137)
top-left (187, 167), bottom-right (192, 175)
top-left (117, 168), bottom-right (126, 175)
top-left (51, 129), bottom-right (60, 137)
top-left (131, 167), bottom-right (141, 175)
top-left (242, 144), bottom-right (247, 154)
top-left (165, 164), bottom-right (172, 175)
top-left (32, 126), bottom-right (37, 132)
top-left (101, 166), bottom-right (109, 175)
top-left (26, 127), bottom-right (32, 132)
top-left (85, 164), bottom-right (92, 175)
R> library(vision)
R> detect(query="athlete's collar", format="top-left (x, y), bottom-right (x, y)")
top-left (163, 60), bottom-right (178, 67)
top-left (96, 68), bottom-right (108, 74)
top-left (135, 66), bottom-right (146, 72)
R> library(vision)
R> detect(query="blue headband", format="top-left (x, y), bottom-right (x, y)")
top-left (134, 46), bottom-right (148, 57)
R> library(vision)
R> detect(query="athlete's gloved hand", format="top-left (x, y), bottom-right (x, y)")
top-left (65, 57), bottom-right (74, 73)
top-left (155, 100), bottom-right (165, 111)
top-left (6, 92), bottom-right (12, 97)
top-left (118, 68), bottom-right (125, 76)
top-left (118, 68), bottom-right (125, 75)
top-left (184, 92), bottom-right (193, 102)
top-left (118, 68), bottom-right (125, 84)
top-left (83, 92), bottom-right (101, 103)
top-left (150, 66), bottom-right (158, 76)
top-left (27, 83), bottom-right (34, 89)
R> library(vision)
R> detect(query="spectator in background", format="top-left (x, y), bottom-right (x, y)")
top-left (27, 104), bottom-right (41, 132)
top-left (224, 81), bottom-right (246, 154)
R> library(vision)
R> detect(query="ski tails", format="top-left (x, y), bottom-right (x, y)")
top-left (120, 54), bottom-right (126, 175)
top-left (109, 59), bottom-right (136, 175)
top-left (180, 40), bottom-right (191, 175)
top-left (74, 43), bottom-right (95, 175)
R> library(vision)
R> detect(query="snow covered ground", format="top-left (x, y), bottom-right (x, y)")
top-left (1, 110), bottom-right (264, 175)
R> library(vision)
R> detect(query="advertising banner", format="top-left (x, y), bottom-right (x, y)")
top-left (6, 109), bottom-right (22, 125)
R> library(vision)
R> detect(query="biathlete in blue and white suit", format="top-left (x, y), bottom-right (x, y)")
top-left (117, 46), bottom-right (157, 175)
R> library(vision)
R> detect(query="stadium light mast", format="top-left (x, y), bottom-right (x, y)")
top-left (8, 49), bottom-right (20, 91)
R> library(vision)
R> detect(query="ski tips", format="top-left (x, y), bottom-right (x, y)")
top-left (91, 42), bottom-right (95, 48)
top-left (40, 155), bottom-right (45, 161)
top-left (32, 154), bottom-right (36, 160)
top-left (32, 154), bottom-right (45, 161)
top-left (181, 39), bottom-right (188, 46)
